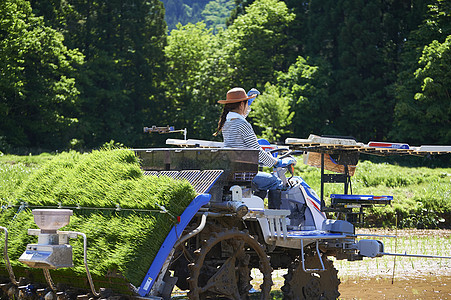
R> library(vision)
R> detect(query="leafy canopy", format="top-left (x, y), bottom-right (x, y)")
top-left (249, 83), bottom-right (293, 142)
top-left (0, 0), bottom-right (83, 151)
top-left (413, 35), bottom-right (451, 143)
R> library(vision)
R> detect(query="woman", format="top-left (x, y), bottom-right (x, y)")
top-left (214, 87), bottom-right (295, 208)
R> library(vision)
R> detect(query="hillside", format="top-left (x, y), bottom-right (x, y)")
top-left (161, 0), bottom-right (234, 31)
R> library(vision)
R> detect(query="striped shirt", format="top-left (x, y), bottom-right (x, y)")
top-left (222, 112), bottom-right (278, 167)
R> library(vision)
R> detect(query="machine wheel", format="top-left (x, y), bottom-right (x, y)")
top-left (187, 229), bottom-right (273, 300)
top-left (282, 251), bottom-right (340, 300)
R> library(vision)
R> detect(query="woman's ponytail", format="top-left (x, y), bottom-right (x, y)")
top-left (213, 101), bottom-right (243, 136)
top-left (213, 106), bottom-right (230, 136)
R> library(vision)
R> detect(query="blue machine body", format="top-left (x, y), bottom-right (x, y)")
top-left (138, 193), bottom-right (211, 296)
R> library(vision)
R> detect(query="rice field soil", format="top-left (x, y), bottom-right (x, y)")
top-left (335, 228), bottom-right (451, 298)
top-left (339, 276), bottom-right (450, 299)
top-left (297, 228), bottom-right (450, 299)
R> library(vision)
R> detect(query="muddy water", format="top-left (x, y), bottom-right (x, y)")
top-left (337, 229), bottom-right (451, 299)
top-left (339, 276), bottom-right (451, 299)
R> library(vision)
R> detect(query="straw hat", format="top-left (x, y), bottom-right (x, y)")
top-left (218, 87), bottom-right (254, 104)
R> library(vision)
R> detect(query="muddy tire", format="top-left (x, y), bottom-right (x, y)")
top-left (187, 229), bottom-right (273, 300)
top-left (282, 251), bottom-right (340, 300)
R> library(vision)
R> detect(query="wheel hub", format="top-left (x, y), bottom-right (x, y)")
top-left (282, 250), bottom-right (340, 300)
top-left (187, 229), bottom-right (272, 300)
top-left (304, 276), bottom-right (321, 298)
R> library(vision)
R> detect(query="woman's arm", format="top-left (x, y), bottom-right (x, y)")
top-left (240, 122), bottom-right (278, 167)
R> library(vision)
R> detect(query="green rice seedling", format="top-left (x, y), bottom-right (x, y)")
top-left (0, 148), bottom-right (197, 290)
top-left (335, 230), bottom-right (451, 281)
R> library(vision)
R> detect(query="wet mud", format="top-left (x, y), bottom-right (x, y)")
top-left (339, 276), bottom-right (451, 299)
top-left (338, 229), bottom-right (451, 299)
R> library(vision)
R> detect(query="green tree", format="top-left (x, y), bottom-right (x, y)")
top-left (249, 83), bottom-right (293, 142)
top-left (80, 0), bottom-right (167, 148)
top-left (415, 36), bottom-right (451, 143)
top-left (226, 0), bottom-right (255, 26)
top-left (0, 0), bottom-right (83, 151)
top-left (395, 36), bottom-right (451, 144)
top-left (331, 0), bottom-right (392, 140)
top-left (161, 0), bottom-right (211, 31)
top-left (283, 0), bottom-right (432, 142)
top-left (202, 0), bottom-right (234, 32)
top-left (224, 0), bottom-right (295, 89)
top-left (164, 22), bottom-right (230, 138)
top-left (31, 0), bottom-right (168, 148)
top-left (275, 56), bottom-right (334, 139)
top-left (391, 0), bottom-right (451, 144)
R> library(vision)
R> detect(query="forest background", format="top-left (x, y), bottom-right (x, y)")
top-left (0, 0), bottom-right (450, 154)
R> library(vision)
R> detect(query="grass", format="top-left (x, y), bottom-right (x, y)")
top-left (0, 153), bottom-right (52, 202)
top-left (0, 152), bottom-right (54, 165)
top-left (293, 157), bottom-right (451, 228)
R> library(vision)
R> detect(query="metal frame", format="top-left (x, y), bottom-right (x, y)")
top-left (138, 194), bottom-right (211, 297)
top-left (300, 240), bottom-right (326, 273)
